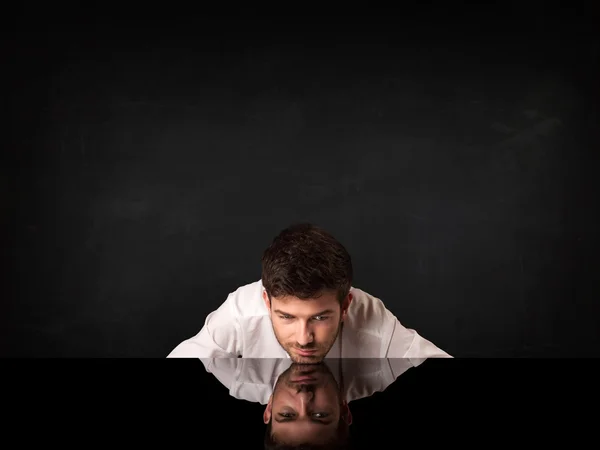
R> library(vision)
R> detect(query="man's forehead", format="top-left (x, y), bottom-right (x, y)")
top-left (272, 297), bottom-right (338, 313)
top-left (272, 422), bottom-right (337, 443)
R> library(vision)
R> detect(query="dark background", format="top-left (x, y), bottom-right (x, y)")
top-left (3, 5), bottom-right (599, 357)
top-left (6, 359), bottom-right (596, 446)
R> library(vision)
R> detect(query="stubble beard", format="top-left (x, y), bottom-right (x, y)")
top-left (272, 319), bottom-right (343, 364)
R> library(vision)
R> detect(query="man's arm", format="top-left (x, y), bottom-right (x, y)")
top-left (199, 358), bottom-right (241, 389)
top-left (167, 299), bottom-right (243, 358)
top-left (201, 358), bottom-right (290, 404)
top-left (385, 318), bottom-right (453, 359)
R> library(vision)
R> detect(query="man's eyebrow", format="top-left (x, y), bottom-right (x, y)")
top-left (273, 309), bottom-right (294, 316)
top-left (313, 310), bottom-right (334, 316)
top-left (274, 416), bottom-right (334, 425)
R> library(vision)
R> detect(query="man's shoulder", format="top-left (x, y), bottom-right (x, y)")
top-left (349, 286), bottom-right (392, 315)
top-left (347, 286), bottom-right (396, 331)
top-left (223, 279), bottom-right (269, 318)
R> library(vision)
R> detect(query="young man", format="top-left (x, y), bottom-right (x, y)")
top-left (202, 358), bottom-right (424, 449)
top-left (262, 361), bottom-right (352, 449)
top-left (200, 357), bottom-right (424, 405)
top-left (167, 223), bottom-right (451, 361)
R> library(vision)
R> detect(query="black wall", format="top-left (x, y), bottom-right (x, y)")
top-left (4, 7), bottom-right (599, 357)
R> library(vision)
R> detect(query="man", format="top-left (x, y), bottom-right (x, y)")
top-left (168, 223), bottom-right (451, 361)
top-left (200, 357), bottom-right (424, 405)
top-left (263, 361), bottom-right (351, 449)
top-left (202, 357), bottom-right (419, 449)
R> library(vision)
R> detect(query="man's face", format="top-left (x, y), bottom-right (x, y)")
top-left (263, 363), bottom-right (347, 446)
top-left (263, 289), bottom-right (352, 363)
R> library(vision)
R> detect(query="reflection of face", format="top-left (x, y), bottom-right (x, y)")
top-left (264, 363), bottom-right (343, 446)
top-left (263, 290), bottom-right (352, 363)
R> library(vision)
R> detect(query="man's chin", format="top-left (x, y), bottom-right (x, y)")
top-left (289, 353), bottom-right (325, 364)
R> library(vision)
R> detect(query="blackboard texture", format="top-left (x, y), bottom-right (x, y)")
top-left (4, 7), bottom-right (599, 357)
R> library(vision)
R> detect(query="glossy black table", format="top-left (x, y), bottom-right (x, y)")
top-left (4, 358), bottom-right (596, 448)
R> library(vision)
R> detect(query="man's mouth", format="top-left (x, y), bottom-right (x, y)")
top-left (290, 375), bottom-right (317, 383)
top-left (295, 349), bottom-right (317, 357)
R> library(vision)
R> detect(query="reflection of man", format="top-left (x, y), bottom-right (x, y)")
top-left (169, 223), bottom-right (451, 361)
top-left (262, 362), bottom-right (350, 449)
top-left (202, 357), bottom-right (423, 449)
top-left (201, 357), bottom-right (423, 405)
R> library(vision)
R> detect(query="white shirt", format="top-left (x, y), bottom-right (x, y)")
top-left (201, 357), bottom-right (426, 405)
top-left (167, 280), bottom-right (451, 359)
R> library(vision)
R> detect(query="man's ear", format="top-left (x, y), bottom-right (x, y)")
top-left (341, 293), bottom-right (353, 322)
top-left (342, 400), bottom-right (353, 425)
top-left (262, 290), bottom-right (271, 313)
top-left (263, 395), bottom-right (273, 424)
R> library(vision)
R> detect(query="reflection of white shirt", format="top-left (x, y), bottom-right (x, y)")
top-left (168, 280), bottom-right (451, 359)
top-left (201, 358), bottom-right (425, 405)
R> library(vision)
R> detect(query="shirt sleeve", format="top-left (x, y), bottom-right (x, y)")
top-left (385, 318), bottom-right (453, 359)
top-left (167, 298), bottom-right (243, 358)
top-left (199, 358), bottom-right (241, 393)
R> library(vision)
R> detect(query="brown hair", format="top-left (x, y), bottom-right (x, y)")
top-left (261, 223), bottom-right (353, 304)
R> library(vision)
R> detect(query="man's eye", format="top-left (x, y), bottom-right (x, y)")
top-left (280, 412), bottom-right (294, 418)
top-left (280, 315), bottom-right (293, 320)
top-left (313, 316), bottom-right (329, 321)
top-left (313, 413), bottom-right (329, 418)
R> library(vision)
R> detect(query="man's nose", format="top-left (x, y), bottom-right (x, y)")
top-left (297, 386), bottom-right (315, 408)
top-left (296, 322), bottom-right (314, 346)
top-left (298, 390), bottom-right (315, 407)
